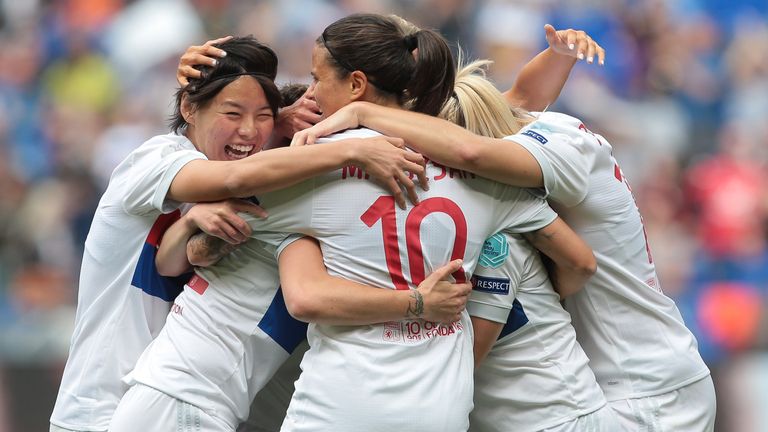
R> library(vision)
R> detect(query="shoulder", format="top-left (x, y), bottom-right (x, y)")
top-left (130, 133), bottom-right (205, 160)
top-left (146, 132), bottom-right (199, 152)
top-left (316, 127), bottom-right (382, 143)
top-left (525, 112), bottom-right (586, 134)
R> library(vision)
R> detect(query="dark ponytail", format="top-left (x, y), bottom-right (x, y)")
top-left (319, 14), bottom-right (455, 116)
top-left (407, 29), bottom-right (455, 116)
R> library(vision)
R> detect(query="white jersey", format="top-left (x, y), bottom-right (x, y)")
top-left (467, 232), bottom-right (608, 432)
top-left (126, 234), bottom-right (308, 430)
top-left (510, 112), bottom-right (709, 401)
top-left (238, 128), bottom-right (558, 432)
top-left (50, 133), bottom-right (206, 430)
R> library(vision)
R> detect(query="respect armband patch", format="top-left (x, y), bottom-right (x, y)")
top-left (471, 275), bottom-right (510, 295)
top-left (522, 129), bottom-right (548, 145)
top-left (479, 233), bottom-right (509, 269)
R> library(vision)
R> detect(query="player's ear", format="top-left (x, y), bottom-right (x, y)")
top-left (181, 94), bottom-right (196, 125)
top-left (349, 70), bottom-right (367, 101)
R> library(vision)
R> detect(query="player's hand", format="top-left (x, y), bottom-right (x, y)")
top-left (544, 24), bottom-right (605, 66)
top-left (276, 85), bottom-right (322, 139)
top-left (177, 36), bottom-right (233, 88)
top-left (185, 198), bottom-right (267, 245)
top-left (415, 259), bottom-right (471, 324)
top-left (350, 136), bottom-right (429, 209)
top-left (290, 103), bottom-right (363, 147)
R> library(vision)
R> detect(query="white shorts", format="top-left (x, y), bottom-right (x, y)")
top-left (536, 405), bottom-right (623, 432)
top-left (238, 340), bottom-right (307, 432)
top-left (609, 376), bottom-right (716, 432)
top-left (109, 384), bottom-right (231, 432)
top-left (50, 425), bottom-right (104, 432)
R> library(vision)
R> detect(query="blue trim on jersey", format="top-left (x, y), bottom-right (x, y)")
top-left (498, 299), bottom-right (529, 339)
top-left (258, 287), bottom-right (308, 353)
top-left (130, 242), bottom-right (190, 301)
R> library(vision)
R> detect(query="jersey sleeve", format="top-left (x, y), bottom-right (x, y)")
top-left (240, 177), bottom-right (317, 236)
top-left (505, 113), bottom-right (598, 207)
top-left (275, 234), bottom-right (307, 259)
top-left (467, 232), bottom-right (529, 324)
top-left (120, 141), bottom-right (205, 215)
top-left (494, 187), bottom-right (558, 234)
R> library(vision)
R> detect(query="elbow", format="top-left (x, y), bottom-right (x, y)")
top-left (155, 252), bottom-right (190, 277)
top-left (224, 169), bottom-right (249, 197)
top-left (456, 143), bottom-right (482, 170)
top-left (576, 253), bottom-right (597, 278)
top-left (223, 161), bottom-right (265, 197)
top-left (156, 262), bottom-right (182, 278)
top-left (284, 287), bottom-right (320, 323)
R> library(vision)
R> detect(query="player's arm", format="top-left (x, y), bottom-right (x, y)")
top-left (472, 317), bottom-right (504, 366)
top-left (278, 237), bottom-right (471, 325)
top-left (156, 199), bottom-right (266, 276)
top-left (169, 136), bottom-right (428, 210)
top-left (184, 231), bottom-right (235, 268)
top-left (523, 217), bottom-right (596, 298)
top-left (504, 25), bottom-right (605, 112)
top-left (292, 102), bottom-right (545, 188)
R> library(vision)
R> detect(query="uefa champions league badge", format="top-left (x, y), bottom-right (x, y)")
top-left (479, 233), bottom-right (509, 269)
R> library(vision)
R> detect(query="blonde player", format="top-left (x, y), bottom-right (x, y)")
top-left (294, 60), bottom-right (716, 432)
top-left (49, 36), bottom-right (425, 432)
top-left (438, 62), bottom-right (622, 431)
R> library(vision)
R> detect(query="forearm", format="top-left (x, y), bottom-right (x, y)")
top-left (168, 143), bottom-right (358, 202)
top-left (156, 216), bottom-right (198, 276)
top-left (280, 237), bottom-right (423, 325)
top-left (471, 316), bottom-right (503, 367)
top-left (524, 217), bottom-right (596, 298)
top-left (355, 102), bottom-right (543, 188)
top-left (504, 47), bottom-right (577, 112)
top-left (285, 278), bottom-right (421, 326)
top-left (542, 254), bottom-right (592, 299)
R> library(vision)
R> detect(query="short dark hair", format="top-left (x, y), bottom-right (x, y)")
top-left (318, 14), bottom-right (455, 116)
top-left (279, 83), bottom-right (309, 107)
top-left (169, 36), bottom-right (282, 134)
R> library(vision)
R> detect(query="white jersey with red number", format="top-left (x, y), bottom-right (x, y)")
top-left (126, 233), bottom-right (308, 430)
top-left (235, 128), bottom-right (558, 432)
top-left (468, 232), bottom-right (610, 432)
top-left (50, 133), bottom-right (206, 431)
top-left (509, 112), bottom-right (709, 401)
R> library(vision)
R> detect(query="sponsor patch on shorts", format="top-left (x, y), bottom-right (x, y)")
top-left (479, 233), bottom-right (508, 269)
top-left (471, 275), bottom-right (510, 295)
top-left (522, 129), bottom-right (548, 144)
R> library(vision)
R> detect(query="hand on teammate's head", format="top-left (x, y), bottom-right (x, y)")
top-left (177, 36), bottom-right (233, 88)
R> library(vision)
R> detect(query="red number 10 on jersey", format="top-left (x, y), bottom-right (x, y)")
top-left (361, 196), bottom-right (468, 290)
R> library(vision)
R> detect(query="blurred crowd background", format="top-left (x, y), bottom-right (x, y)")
top-left (0, 0), bottom-right (766, 430)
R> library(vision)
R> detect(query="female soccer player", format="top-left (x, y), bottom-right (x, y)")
top-left (292, 55), bottom-right (716, 432)
top-left (439, 60), bottom-right (621, 432)
top-left (49, 36), bottom-right (426, 432)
